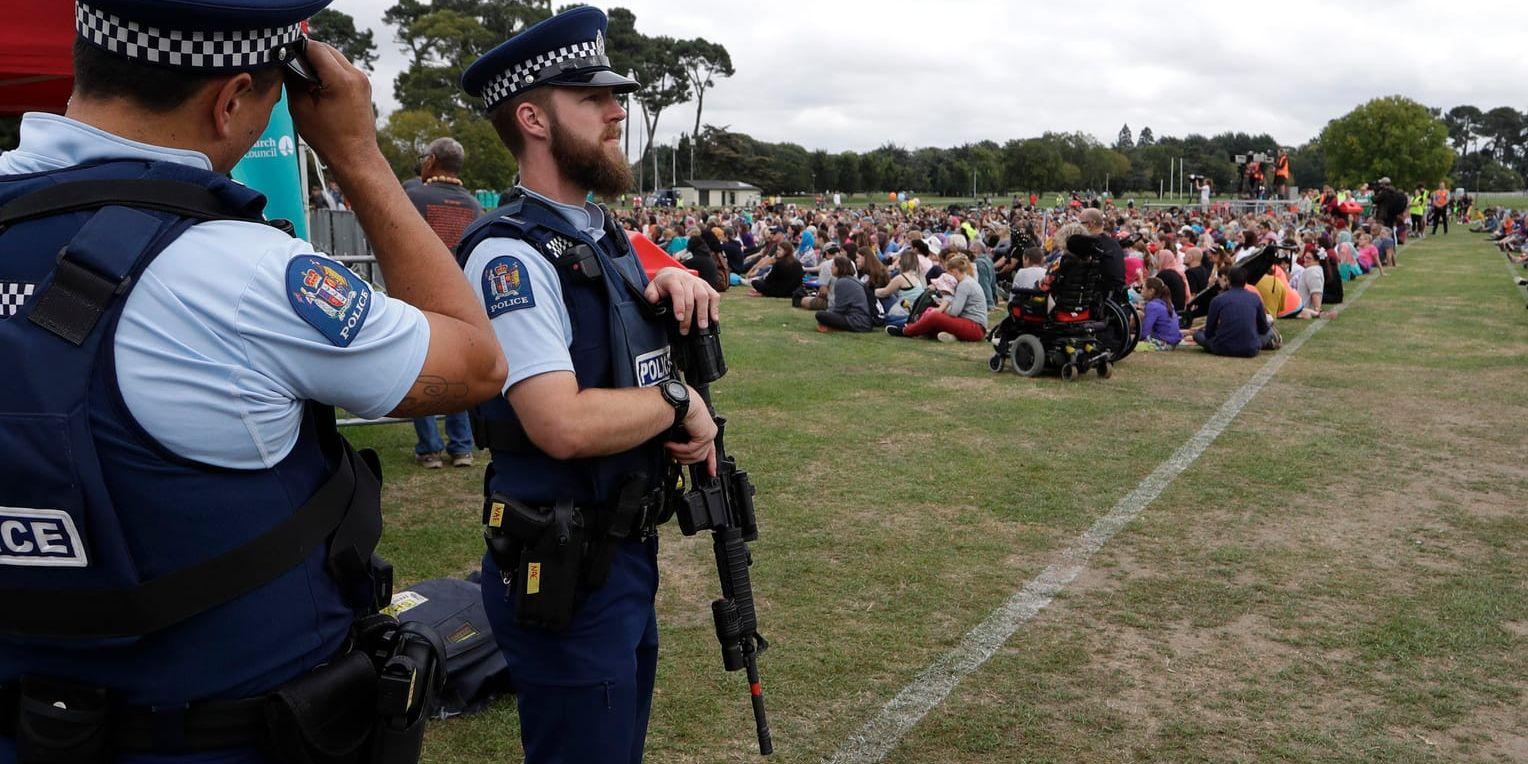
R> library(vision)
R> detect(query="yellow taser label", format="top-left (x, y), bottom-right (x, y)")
top-left (526, 562), bottom-right (541, 595)
top-left (489, 502), bottom-right (505, 528)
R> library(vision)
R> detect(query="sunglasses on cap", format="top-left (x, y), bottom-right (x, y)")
top-left (274, 36), bottom-right (322, 88)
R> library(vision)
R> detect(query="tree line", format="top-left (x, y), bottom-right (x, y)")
top-left (344, 1), bottom-right (732, 193)
top-left (0, 4), bottom-right (1497, 199)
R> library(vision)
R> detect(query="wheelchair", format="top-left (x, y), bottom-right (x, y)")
top-left (987, 235), bottom-right (1133, 381)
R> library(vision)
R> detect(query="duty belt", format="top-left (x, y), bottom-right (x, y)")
top-left (0, 679), bottom-right (267, 753)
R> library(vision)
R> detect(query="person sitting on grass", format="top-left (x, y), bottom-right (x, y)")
top-left (798, 242), bottom-right (850, 311)
top-left (1190, 266), bottom-right (1270, 358)
top-left (816, 255), bottom-right (876, 333)
top-left (878, 247), bottom-right (926, 328)
top-left (1152, 247), bottom-right (1189, 312)
top-left (680, 231), bottom-right (726, 292)
top-left (748, 242), bottom-right (804, 298)
top-left (888, 253), bottom-right (989, 341)
top-left (1255, 265), bottom-right (1302, 320)
top-left (1138, 276), bottom-right (1182, 351)
top-left (1183, 246), bottom-right (1211, 296)
top-left (1294, 248), bottom-right (1326, 319)
top-left (1355, 232), bottom-right (1384, 275)
top-left (1335, 240), bottom-right (1363, 281)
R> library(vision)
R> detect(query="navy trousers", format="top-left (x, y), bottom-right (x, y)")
top-left (482, 537), bottom-right (660, 764)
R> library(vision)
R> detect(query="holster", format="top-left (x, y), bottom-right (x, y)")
top-left (482, 476), bottom-right (664, 632)
top-left (486, 496), bottom-right (588, 632)
top-left (368, 621), bottom-right (447, 764)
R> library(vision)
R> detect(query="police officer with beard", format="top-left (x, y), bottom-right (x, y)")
top-left (456, 7), bottom-right (720, 762)
top-left (0, 2), bottom-right (505, 762)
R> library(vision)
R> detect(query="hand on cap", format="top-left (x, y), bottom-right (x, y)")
top-left (287, 41), bottom-right (380, 168)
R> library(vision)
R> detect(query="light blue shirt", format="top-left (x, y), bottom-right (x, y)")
top-left (0, 113), bottom-right (431, 469)
top-left (461, 186), bottom-right (606, 394)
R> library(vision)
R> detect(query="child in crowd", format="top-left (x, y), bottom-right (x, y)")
top-left (1138, 277), bottom-right (1182, 351)
top-left (1012, 247), bottom-right (1047, 291)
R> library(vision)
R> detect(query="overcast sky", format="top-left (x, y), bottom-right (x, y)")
top-left (333, 0), bottom-right (1524, 155)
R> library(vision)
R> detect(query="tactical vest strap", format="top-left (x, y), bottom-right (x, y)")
top-left (0, 179), bottom-right (264, 229)
top-left (26, 206), bottom-right (163, 346)
top-left (6, 178), bottom-right (274, 346)
top-left (0, 439), bottom-right (382, 639)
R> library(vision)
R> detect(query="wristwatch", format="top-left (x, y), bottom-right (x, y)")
top-left (658, 379), bottom-right (690, 431)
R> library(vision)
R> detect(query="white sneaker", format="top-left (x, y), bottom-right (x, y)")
top-left (936, 331), bottom-right (957, 343)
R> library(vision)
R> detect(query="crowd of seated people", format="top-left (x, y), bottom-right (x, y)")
top-left (615, 184), bottom-right (1418, 361)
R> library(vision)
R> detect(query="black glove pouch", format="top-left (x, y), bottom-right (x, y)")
top-left (261, 651), bottom-right (377, 764)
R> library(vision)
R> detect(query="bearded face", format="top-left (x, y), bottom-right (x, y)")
top-left (547, 105), bottom-right (633, 199)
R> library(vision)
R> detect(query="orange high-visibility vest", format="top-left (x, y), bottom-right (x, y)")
top-left (1431, 189), bottom-right (1449, 208)
top-left (1275, 155), bottom-right (1290, 179)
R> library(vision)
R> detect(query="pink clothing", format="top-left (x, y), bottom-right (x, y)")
top-left (1154, 248), bottom-right (1188, 282)
top-left (1124, 255), bottom-right (1145, 286)
top-left (1357, 244), bottom-right (1378, 270)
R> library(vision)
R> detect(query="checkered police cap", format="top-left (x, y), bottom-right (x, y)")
top-left (463, 6), bottom-right (638, 113)
top-left (74, 0), bottom-right (321, 72)
top-left (480, 34), bottom-right (607, 109)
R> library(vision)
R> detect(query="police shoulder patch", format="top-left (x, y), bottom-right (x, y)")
top-left (286, 255), bottom-right (372, 348)
top-left (482, 255), bottom-right (536, 318)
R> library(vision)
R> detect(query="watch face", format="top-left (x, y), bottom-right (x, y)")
top-left (664, 380), bottom-right (688, 401)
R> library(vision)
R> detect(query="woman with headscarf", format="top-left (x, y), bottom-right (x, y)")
top-left (1152, 248), bottom-right (1189, 312)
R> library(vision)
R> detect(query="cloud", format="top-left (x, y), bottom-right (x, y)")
top-left (332, 0), bottom-right (1525, 153)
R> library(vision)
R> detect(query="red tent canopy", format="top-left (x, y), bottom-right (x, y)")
top-left (1, 3), bottom-right (76, 116)
top-left (627, 231), bottom-right (695, 280)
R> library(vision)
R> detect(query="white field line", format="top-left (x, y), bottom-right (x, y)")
top-left (827, 275), bottom-right (1379, 764)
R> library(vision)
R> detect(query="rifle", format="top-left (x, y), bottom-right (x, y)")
top-left (660, 311), bottom-right (773, 756)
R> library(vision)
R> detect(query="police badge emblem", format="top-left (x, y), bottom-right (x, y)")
top-left (482, 256), bottom-right (536, 318)
top-left (285, 255), bottom-right (373, 347)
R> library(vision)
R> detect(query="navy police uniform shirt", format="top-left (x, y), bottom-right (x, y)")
top-left (0, 113), bottom-right (431, 469)
top-left (460, 186), bottom-right (609, 393)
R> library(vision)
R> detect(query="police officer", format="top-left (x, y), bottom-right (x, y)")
top-left (456, 7), bottom-right (720, 762)
top-left (0, 2), bottom-right (505, 763)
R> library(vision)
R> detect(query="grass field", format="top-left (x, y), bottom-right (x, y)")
top-left (348, 231), bottom-right (1527, 762)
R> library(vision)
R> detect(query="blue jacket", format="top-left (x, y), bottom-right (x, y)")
top-left (1142, 298), bottom-right (1182, 346)
top-left (1203, 288), bottom-right (1268, 357)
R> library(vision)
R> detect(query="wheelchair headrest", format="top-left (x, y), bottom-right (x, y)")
top-left (1065, 234), bottom-right (1104, 260)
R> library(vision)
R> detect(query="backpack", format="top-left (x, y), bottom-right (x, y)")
top-left (907, 288), bottom-right (940, 324)
top-left (385, 575), bottom-right (513, 718)
top-left (863, 280), bottom-right (887, 327)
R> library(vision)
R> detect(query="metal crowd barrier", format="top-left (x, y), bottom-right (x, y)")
top-left (1141, 198), bottom-right (1298, 214)
top-left (310, 209), bottom-right (386, 289)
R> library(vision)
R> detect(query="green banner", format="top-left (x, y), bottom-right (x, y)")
top-left (231, 88), bottom-right (307, 240)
